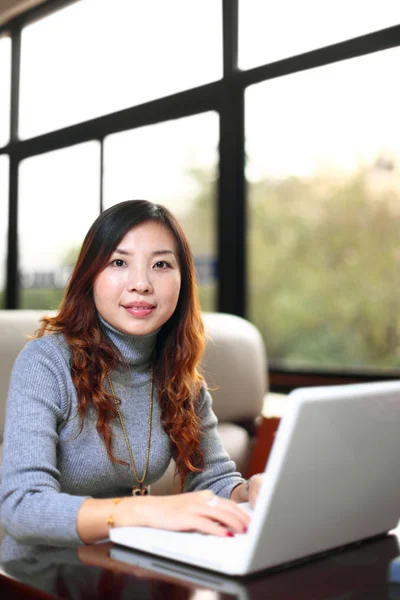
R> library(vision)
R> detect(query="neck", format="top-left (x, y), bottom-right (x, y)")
top-left (98, 314), bottom-right (158, 366)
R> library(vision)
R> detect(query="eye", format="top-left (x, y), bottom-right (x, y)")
top-left (111, 258), bottom-right (126, 268)
top-left (154, 260), bottom-right (171, 269)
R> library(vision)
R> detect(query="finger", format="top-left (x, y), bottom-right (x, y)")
top-left (250, 474), bottom-right (263, 491)
top-left (198, 490), bottom-right (215, 502)
top-left (248, 490), bottom-right (259, 509)
top-left (202, 493), bottom-right (248, 520)
top-left (249, 484), bottom-right (261, 508)
top-left (224, 498), bottom-right (252, 524)
top-left (248, 475), bottom-right (263, 508)
top-left (204, 501), bottom-right (250, 533)
top-left (252, 475), bottom-right (263, 491)
top-left (185, 516), bottom-right (237, 537)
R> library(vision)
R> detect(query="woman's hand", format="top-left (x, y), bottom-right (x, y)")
top-left (246, 474), bottom-right (263, 508)
top-left (114, 490), bottom-right (249, 537)
top-left (230, 473), bottom-right (264, 508)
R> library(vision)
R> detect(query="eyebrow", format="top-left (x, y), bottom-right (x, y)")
top-left (113, 248), bottom-right (176, 257)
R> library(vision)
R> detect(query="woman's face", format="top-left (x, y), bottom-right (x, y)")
top-left (93, 221), bottom-right (182, 336)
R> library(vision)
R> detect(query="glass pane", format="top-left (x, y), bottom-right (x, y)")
top-left (0, 155), bottom-right (9, 307)
top-left (19, 0), bottom-right (222, 139)
top-left (103, 112), bottom-right (218, 311)
top-left (18, 142), bottom-right (100, 309)
top-left (0, 35), bottom-right (11, 147)
top-left (239, 0), bottom-right (400, 69)
top-left (246, 47), bottom-right (400, 370)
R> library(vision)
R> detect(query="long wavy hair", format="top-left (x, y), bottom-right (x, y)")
top-left (35, 200), bottom-right (205, 487)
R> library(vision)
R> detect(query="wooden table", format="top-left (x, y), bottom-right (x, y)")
top-left (1, 530), bottom-right (399, 599)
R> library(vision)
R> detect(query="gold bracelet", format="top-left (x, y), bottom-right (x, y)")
top-left (106, 497), bottom-right (122, 528)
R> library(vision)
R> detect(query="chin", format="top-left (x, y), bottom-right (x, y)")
top-left (122, 319), bottom-right (158, 336)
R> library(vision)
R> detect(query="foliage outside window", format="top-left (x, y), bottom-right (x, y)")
top-left (246, 47), bottom-right (400, 369)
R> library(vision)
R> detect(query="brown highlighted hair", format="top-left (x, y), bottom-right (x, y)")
top-left (35, 200), bottom-right (205, 486)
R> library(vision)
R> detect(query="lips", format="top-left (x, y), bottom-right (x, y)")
top-left (122, 302), bottom-right (155, 309)
top-left (122, 302), bottom-right (156, 318)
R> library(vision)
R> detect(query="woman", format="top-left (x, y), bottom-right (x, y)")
top-left (0, 200), bottom-right (262, 546)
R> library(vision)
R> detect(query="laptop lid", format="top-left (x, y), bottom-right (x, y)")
top-left (244, 381), bottom-right (400, 573)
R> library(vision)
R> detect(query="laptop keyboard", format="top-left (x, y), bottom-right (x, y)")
top-left (151, 528), bottom-right (246, 545)
top-left (111, 526), bottom-right (249, 562)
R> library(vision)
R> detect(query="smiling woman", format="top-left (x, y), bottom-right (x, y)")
top-left (93, 221), bottom-right (182, 336)
top-left (0, 200), bottom-right (262, 546)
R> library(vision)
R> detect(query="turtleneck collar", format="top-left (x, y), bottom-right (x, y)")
top-left (98, 314), bottom-right (158, 366)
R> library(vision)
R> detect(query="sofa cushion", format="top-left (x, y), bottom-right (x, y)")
top-left (201, 312), bottom-right (267, 422)
top-left (0, 311), bottom-right (49, 443)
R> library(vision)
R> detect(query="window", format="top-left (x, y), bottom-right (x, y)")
top-left (19, 0), bottom-right (222, 139)
top-left (239, 0), bottom-right (400, 69)
top-left (104, 112), bottom-right (218, 310)
top-left (4, 0), bottom-right (400, 385)
top-left (18, 142), bottom-right (101, 309)
top-left (0, 155), bottom-right (9, 307)
top-left (0, 34), bottom-right (11, 147)
top-left (246, 47), bottom-right (400, 369)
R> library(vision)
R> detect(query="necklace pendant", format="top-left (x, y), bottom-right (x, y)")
top-left (132, 485), bottom-right (149, 496)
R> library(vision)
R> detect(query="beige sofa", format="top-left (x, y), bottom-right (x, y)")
top-left (0, 310), bottom-right (268, 494)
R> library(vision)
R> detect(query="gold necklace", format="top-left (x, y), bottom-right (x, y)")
top-left (106, 366), bottom-right (153, 496)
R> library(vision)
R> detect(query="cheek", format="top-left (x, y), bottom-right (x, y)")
top-left (94, 273), bottom-right (122, 304)
top-left (159, 275), bottom-right (181, 307)
top-left (169, 276), bottom-right (181, 307)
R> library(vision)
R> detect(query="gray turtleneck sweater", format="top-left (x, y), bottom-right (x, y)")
top-left (0, 318), bottom-right (244, 546)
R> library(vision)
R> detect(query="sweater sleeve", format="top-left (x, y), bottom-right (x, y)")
top-left (0, 339), bottom-right (89, 546)
top-left (184, 387), bottom-right (245, 498)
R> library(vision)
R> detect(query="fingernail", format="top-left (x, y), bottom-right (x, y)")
top-left (226, 531), bottom-right (235, 537)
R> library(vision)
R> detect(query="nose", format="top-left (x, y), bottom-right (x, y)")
top-left (126, 266), bottom-right (152, 294)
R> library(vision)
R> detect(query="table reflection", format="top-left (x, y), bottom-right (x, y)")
top-left (1, 532), bottom-right (400, 600)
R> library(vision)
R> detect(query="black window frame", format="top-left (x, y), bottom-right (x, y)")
top-left (1, 0), bottom-right (400, 392)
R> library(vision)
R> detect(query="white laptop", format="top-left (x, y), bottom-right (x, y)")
top-left (110, 381), bottom-right (400, 576)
